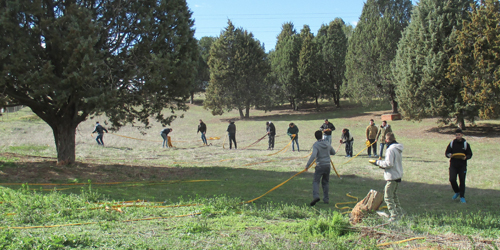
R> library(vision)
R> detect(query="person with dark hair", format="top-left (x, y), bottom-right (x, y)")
top-left (369, 132), bottom-right (404, 221)
top-left (445, 128), bottom-right (473, 204)
top-left (305, 130), bottom-right (336, 206)
top-left (92, 121), bottom-right (108, 146)
top-left (287, 122), bottom-right (299, 152)
top-left (197, 119), bottom-right (208, 146)
top-left (340, 128), bottom-right (354, 157)
top-left (376, 121), bottom-right (393, 160)
top-left (366, 119), bottom-right (378, 157)
top-left (320, 119), bottom-right (335, 145)
top-left (161, 128), bottom-right (173, 148)
top-left (266, 121), bottom-right (276, 150)
top-left (227, 121), bottom-right (237, 149)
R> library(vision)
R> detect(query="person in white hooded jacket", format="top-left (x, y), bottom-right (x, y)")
top-left (370, 132), bottom-right (404, 221)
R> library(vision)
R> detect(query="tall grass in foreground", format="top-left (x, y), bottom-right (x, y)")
top-left (1, 187), bottom-right (499, 249)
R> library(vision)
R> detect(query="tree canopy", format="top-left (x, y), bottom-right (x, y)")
top-left (345, 0), bottom-right (412, 113)
top-left (315, 18), bottom-right (348, 107)
top-left (448, 0), bottom-right (500, 120)
top-left (0, 0), bottom-right (198, 163)
top-left (203, 21), bottom-right (271, 118)
top-left (269, 22), bottom-right (302, 110)
top-left (393, 0), bottom-right (474, 128)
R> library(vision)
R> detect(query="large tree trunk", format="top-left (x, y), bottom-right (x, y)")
top-left (245, 104), bottom-right (250, 118)
top-left (333, 91), bottom-right (340, 108)
top-left (190, 91), bottom-right (194, 104)
top-left (456, 115), bottom-right (466, 130)
top-left (290, 98), bottom-right (296, 111)
top-left (51, 122), bottom-right (78, 165)
top-left (238, 108), bottom-right (244, 119)
top-left (391, 100), bottom-right (399, 114)
top-left (315, 96), bottom-right (319, 111)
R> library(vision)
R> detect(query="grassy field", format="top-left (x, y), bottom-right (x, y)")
top-left (0, 97), bottom-right (499, 249)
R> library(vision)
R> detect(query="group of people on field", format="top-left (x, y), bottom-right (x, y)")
top-left (307, 122), bottom-right (472, 222)
top-left (91, 117), bottom-right (473, 222)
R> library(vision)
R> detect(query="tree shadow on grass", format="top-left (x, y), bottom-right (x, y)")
top-left (217, 101), bottom-right (391, 123)
top-left (427, 124), bottom-right (500, 138)
top-left (1, 156), bottom-right (499, 217)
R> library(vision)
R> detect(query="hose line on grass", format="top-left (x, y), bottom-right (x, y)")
top-left (244, 159), bottom-right (315, 204)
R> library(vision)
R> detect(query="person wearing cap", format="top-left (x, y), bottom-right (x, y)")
top-left (320, 119), bottom-right (336, 145)
top-left (287, 122), bottom-right (299, 152)
top-left (197, 120), bottom-right (208, 146)
top-left (445, 128), bottom-right (473, 203)
top-left (376, 121), bottom-right (393, 160)
top-left (305, 130), bottom-right (336, 206)
top-left (92, 122), bottom-right (108, 146)
top-left (366, 119), bottom-right (378, 157)
top-left (227, 121), bottom-right (237, 149)
top-left (266, 121), bottom-right (276, 150)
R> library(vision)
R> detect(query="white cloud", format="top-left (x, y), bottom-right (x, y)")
top-left (351, 21), bottom-right (358, 26)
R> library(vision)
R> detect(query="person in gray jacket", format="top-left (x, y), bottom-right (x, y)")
top-left (369, 132), bottom-right (404, 221)
top-left (305, 130), bottom-right (336, 206)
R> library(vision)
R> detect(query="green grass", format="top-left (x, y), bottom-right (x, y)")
top-left (0, 97), bottom-right (499, 248)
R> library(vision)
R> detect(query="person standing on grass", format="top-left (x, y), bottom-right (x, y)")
top-left (446, 128), bottom-right (473, 204)
top-left (160, 128), bottom-right (173, 148)
top-left (92, 121), bottom-right (108, 146)
top-left (340, 128), bottom-right (354, 157)
top-left (369, 132), bottom-right (404, 222)
top-left (366, 119), bottom-right (378, 157)
top-left (320, 119), bottom-right (335, 144)
top-left (287, 122), bottom-right (299, 152)
top-left (266, 121), bottom-right (276, 150)
top-left (376, 121), bottom-right (392, 160)
top-left (197, 119), bottom-right (208, 146)
top-left (305, 130), bottom-right (336, 206)
top-left (227, 120), bottom-right (237, 149)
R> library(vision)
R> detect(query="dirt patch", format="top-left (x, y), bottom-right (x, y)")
top-left (0, 153), bottom-right (194, 184)
top-left (358, 226), bottom-right (500, 249)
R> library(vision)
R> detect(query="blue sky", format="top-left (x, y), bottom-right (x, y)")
top-left (186, 0), bottom-right (418, 52)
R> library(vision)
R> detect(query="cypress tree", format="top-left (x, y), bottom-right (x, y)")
top-left (204, 21), bottom-right (270, 118)
top-left (269, 22), bottom-right (302, 110)
top-left (315, 18), bottom-right (348, 107)
top-left (393, 0), bottom-right (474, 129)
top-left (298, 25), bottom-right (322, 110)
top-left (0, 0), bottom-right (198, 164)
top-left (448, 0), bottom-right (500, 120)
top-left (345, 0), bottom-right (412, 113)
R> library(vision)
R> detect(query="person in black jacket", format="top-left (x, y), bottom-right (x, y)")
top-left (161, 128), bottom-right (173, 148)
top-left (197, 120), bottom-right (208, 146)
top-left (266, 121), bottom-right (276, 150)
top-left (92, 122), bottom-right (108, 146)
top-left (340, 128), bottom-right (354, 157)
top-left (445, 129), bottom-right (473, 203)
top-left (320, 119), bottom-right (335, 145)
top-left (227, 121), bottom-right (237, 149)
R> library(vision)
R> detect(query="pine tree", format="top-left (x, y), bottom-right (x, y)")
top-left (393, 0), bottom-right (474, 129)
top-left (298, 25), bottom-right (322, 110)
top-left (345, 0), bottom-right (412, 113)
top-left (315, 18), bottom-right (348, 107)
top-left (269, 22), bottom-right (302, 110)
top-left (203, 21), bottom-right (270, 118)
top-left (191, 36), bottom-right (216, 104)
top-left (448, 0), bottom-right (500, 120)
top-left (0, 0), bottom-right (198, 164)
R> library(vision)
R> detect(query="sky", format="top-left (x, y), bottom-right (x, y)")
top-left (186, 0), bottom-right (418, 52)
